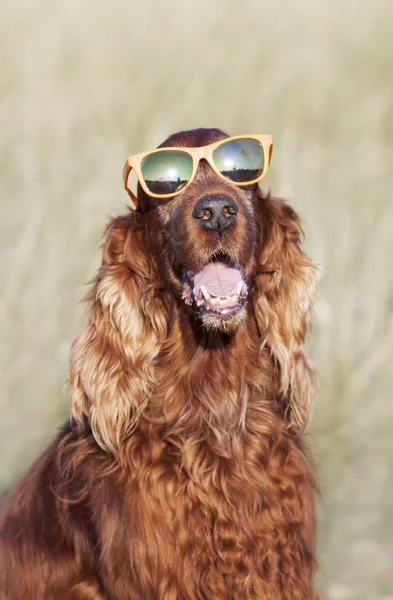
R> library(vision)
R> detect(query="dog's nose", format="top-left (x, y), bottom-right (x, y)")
top-left (192, 195), bottom-right (238, 232)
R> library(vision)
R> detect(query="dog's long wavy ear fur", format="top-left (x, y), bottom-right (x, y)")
top-left (69, 212), bottom-right (170, 454)
top-left (252, 192), bottom-right (320, 432)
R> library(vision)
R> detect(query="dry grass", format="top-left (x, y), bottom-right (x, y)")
top-left (1, 0), bottom-right (392, 597)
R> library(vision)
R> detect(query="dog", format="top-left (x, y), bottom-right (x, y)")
top-left (0, 128), bottom-right (320, 599)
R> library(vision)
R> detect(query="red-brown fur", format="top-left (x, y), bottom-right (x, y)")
top-left (0, 128), bottom-right (320, 599)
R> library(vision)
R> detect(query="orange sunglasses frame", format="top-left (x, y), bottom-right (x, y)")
top-left (122, 134), bottom-right (273, 208)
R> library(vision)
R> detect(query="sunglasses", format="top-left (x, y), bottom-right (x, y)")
top-left (122, 134), bottom-right (273, 207)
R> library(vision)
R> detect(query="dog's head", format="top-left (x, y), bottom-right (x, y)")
top-left (69, 128), bottom-right (319, 452)
top-left (136, 128), bottom-right (261, 335)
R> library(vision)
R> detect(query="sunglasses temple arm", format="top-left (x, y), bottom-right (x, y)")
top-left (123, 162), bottom-right (139, 208)
top-left (268, 142), bottom-right (273, 165)
top-left (125, 187), bottom-right (139, 208)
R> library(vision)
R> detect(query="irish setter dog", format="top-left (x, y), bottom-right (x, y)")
top-left (0, 128), bottom-right (320, 599)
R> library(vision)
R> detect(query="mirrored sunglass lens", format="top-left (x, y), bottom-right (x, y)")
top-left (141, 151), bottom-right (193, 196)
top-left (213, 138), bottom-right (264, 183)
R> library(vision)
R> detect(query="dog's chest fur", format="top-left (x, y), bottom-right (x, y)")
top-left (86, 378), bottom-right (313, 600)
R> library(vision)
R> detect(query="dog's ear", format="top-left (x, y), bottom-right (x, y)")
top-left (69, 212), bottom-right (171, 453)
top-left (252, 192), bottom-right (320, 432)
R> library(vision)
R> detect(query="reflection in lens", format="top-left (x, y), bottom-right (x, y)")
top-left (213, 138), bottom-right (264, 183)
top-left (142, 151), bottom-right (193, 195)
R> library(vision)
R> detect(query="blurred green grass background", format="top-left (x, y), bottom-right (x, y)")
top-left (1, 0), bottom-right (392, 598)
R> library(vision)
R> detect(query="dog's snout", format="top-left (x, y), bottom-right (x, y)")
top-left (192, 195), bottom-right (238, 232)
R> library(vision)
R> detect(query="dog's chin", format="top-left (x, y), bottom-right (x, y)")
top-left (199, 305), bottom-right (247, 335)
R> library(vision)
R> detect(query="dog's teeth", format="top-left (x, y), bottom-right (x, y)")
top-left (201, 285), bottom-right (211, 299)
top-left (197, 283), bottom-right (245, 312)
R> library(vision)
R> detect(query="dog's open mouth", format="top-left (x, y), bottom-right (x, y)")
top-left (181, 256), bottom-right (248, 317)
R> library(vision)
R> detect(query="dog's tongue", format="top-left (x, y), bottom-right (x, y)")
top-left (193, 262), bottom-right (244, 298)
